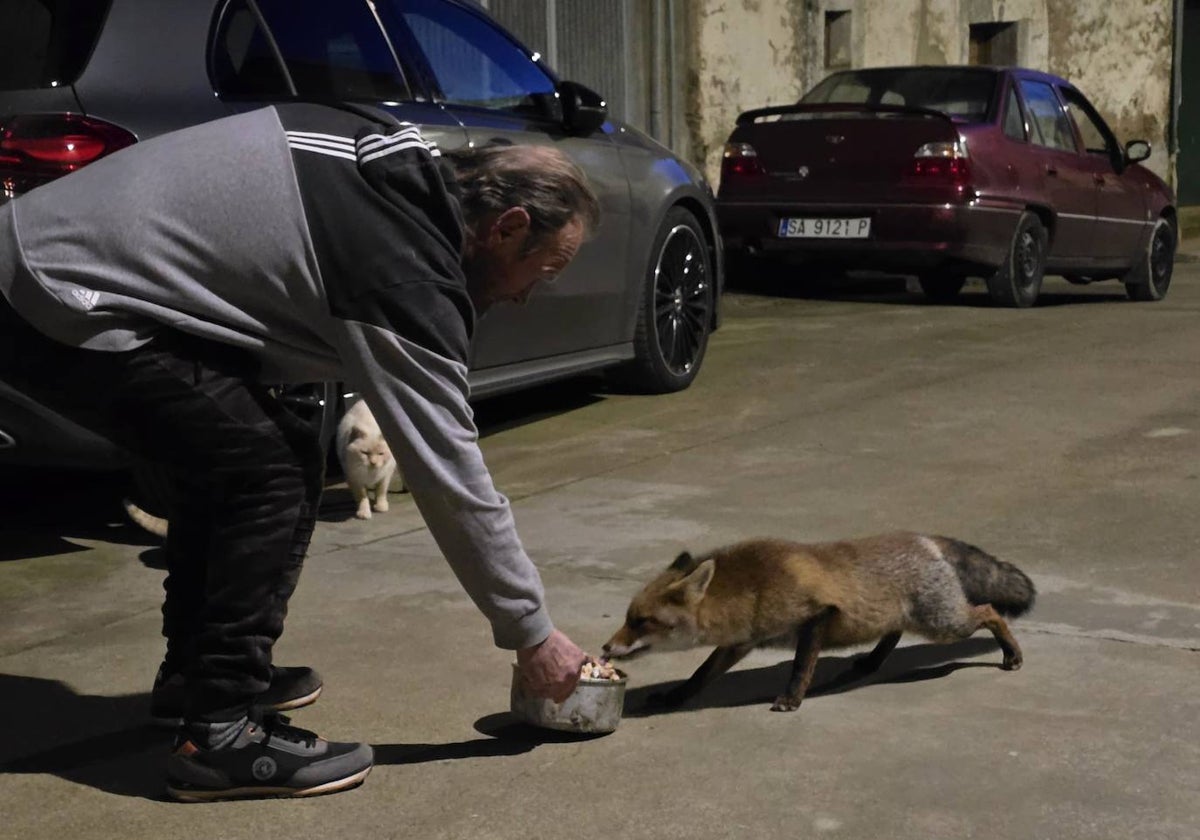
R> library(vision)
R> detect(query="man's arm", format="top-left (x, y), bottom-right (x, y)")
top-left (330, 318), bottom-right (553, 650)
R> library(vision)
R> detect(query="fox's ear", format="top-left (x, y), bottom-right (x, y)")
top-left (669, 551), bottom-right (696, 573)
top-left (668, 558), bottom-right (715, 602)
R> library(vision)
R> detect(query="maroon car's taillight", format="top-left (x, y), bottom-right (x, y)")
top-left (722, 141), bottom-right (766, 178)
top-left (0, 114), bottom-right (137, 197)
top-left (906, 140), bottom-right (973, 199)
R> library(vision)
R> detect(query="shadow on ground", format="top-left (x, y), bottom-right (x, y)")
top-left (727, 265), bottom-right (1127, 308)
top-left (0, 673), bottom-right (169, 800)
top-left (623, 637), bottom-right (1003, 716)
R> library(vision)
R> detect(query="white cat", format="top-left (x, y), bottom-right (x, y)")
top-left (336, 396), bottom-right (400, 520)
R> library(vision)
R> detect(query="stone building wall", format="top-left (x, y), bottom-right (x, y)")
top-left (684, 0), bottom-right (1174, 188)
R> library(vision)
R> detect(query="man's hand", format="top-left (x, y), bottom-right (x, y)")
top-left (516, 629), bottom-right (588, 703)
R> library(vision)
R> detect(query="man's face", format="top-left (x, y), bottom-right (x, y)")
top-left (466, 209), bottom-right (585, 314)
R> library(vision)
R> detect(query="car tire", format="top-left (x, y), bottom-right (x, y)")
top-left (985, 211), bottom-right (1047, 308)
top-left (917, 272), bottom-right (966, 302)
top-left (616, 207), bottom-right (714, 393)
top-left (124, 381), bottom-right (339, 538)
top-left (1123, 216), bottom-right (1176, 302)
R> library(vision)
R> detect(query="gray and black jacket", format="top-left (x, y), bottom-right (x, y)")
top-left (0, 103), bottom-right (551, 649)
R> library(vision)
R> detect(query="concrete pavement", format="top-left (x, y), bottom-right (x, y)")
top-left (2, 264), bottom-right (1199, 839)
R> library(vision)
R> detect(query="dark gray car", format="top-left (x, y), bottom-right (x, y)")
top-left (0, 0), bottom-right (722, 469)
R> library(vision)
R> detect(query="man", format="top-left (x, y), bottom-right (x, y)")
top-left (0, 102), bottom-right (598, 801)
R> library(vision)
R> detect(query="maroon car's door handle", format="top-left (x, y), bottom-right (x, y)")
top-left (1045, 165), bottom-right (1058, 176)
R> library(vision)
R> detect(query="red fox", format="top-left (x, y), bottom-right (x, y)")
top-left (602, 533), bottom-right (1035, 712)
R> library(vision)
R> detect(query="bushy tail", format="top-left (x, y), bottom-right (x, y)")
top-left (943, 539), bottom-right (1035, 618)
top-left (122, 498), bottom-right (169, 539)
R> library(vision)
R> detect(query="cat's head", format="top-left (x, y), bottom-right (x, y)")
top-left (347, 428), bottom-right (393, 468)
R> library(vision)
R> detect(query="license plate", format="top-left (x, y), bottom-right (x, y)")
top-left (778, 217), bottom-right (871, 239)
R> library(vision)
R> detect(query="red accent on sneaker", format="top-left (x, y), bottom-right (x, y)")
top-left (175, 740), bottom-right (200, 757)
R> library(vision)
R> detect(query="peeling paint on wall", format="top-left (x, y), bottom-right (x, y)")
top-left (1044, 0), bottom-right (1172, 177)
top-left (688, 0), bottom-right (809, 185)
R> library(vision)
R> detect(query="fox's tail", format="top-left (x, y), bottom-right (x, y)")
top-left (943, 539), bottom-right (1035, 618)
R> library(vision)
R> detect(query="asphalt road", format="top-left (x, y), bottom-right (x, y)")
top-left (1, 268), bottom-right (1198, 839)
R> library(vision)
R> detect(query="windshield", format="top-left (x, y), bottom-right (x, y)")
top-left (801, 67), bottom-right (998, 122)
top-left (0, 0), bottom-right (112, 90)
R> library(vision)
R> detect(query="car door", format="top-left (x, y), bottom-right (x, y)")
top-left (375, 0), bottom-right (632, 370)
top-left (1016, 78), bottom-right (1095, 263)
top-left (1059, 85), bottom-right (1148, 265)
top-left (210, 0), bottom-right (469, 152)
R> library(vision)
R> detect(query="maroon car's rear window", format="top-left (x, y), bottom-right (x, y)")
top-left (803, 67), bottom-right (997, 122)
top-left (0, 0), bottom-right (112, 90)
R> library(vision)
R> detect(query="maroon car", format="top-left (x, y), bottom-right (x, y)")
top-left (717, 65), bottom-right (1176, 307)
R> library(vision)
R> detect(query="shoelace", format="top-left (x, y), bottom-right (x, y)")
top-left (257, 712), bottom-right (319, 749)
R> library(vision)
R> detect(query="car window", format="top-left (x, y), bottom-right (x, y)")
top-left (380, 0), bottom-right (555, 111)
top-left (1002, 85), bottom-right (1026, 141)
top-left (211, 0), bottom-right (292, 98)
top-left (1018, 79), bottom-right (1076, 152)
top-left (802, 68), bottom-right (995, 121)
top-left (217, 0), bottom-right (409, 102)
top-left (0, 0), bottom-right (112, 90)
top-left (1060, 88), bottom-right (1113, 156)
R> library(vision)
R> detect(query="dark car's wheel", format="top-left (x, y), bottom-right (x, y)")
top-left (985, 211), bottom-right (1047, 308)
top-left (617, 207), bottom-right (713, 393)
top-left (1123, 216), bottom-right (1176, 302)
top-left (917, 272), bottom-right (966, 302)
top-left (125, 381), bottom-right (339, 537)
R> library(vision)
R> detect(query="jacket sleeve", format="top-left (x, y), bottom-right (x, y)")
top-left (329, 316), bottom-right (554, 651)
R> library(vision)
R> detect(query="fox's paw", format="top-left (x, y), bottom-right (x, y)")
top-left (770, 695), bottom-right (802, 712)
top-left (1002, 653), bottom-right (1023, 671)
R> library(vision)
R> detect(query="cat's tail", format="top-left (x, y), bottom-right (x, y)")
top-left (122, 498), bottom-right (169, 539)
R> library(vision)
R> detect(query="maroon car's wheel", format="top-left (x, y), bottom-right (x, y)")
top-left (1124, 216), bottom-right (1176, 302)
top-left (986, 211), bottom-right (1047, 308)
top-left (617, 207), bottom-right (713, 393)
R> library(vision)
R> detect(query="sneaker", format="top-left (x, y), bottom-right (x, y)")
top-left (151, 664), bottom-right (324, 728)
top-left (166, 715), bottom-right (374, 802)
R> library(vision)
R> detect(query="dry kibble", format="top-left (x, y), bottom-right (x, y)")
top-left (579, 657), bottom-right (620, 681)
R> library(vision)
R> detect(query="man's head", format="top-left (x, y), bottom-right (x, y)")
top-left (445, 144), bottom-right (601, 313)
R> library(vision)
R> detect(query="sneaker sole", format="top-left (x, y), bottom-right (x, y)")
top-left (151, 686), bottom-right (324, 729)
top-left (166, 765), bottom-right (371, 802)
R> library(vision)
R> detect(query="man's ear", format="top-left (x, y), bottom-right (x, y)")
top-left (492, 206), bottom-right (531, 243)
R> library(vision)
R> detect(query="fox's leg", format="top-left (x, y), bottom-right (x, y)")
top-left (648, 643), bottom-right (755, 708)
top-left (852, 631), bottom-right (902, 675)
top-left (970, 604), bottom-right (1023, 670)
top-left (772, 607), bottom-right (835, 712)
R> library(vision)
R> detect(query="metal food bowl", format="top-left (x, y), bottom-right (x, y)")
top-left (509, 663), bottom-right (627, 734)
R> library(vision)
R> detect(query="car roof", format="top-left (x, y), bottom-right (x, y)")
top-left (827, 64), bottom-right (1071, 88)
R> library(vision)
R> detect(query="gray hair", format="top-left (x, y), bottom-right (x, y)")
top-left (443, 144), bottom-right (601, 252)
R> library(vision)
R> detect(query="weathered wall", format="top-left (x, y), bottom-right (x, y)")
top-left (688, 0), bottom-right (1174, 186)
top-left (1043, 0), bottom-right (1173, 177)
top-left (685, 0), bottom-right (809, 188)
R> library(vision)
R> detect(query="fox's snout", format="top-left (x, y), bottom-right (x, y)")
top-left (601, 625), bottom-right (648, 659)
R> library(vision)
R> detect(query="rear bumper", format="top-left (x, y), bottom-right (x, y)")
top-left (717, 199), bottom-right (1020, 272)
top-left (0, 381), bottom-right (126, 469)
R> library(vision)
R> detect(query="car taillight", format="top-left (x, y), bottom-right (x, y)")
top-left (722, 141), bottom-right (766, 178)
top-left (907, 140), bottom-right (973, 198)
top-left (0, 114), bottom-right (137, 198)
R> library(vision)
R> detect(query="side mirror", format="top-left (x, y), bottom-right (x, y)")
top-left (1125, 140), bottom-right (1151, 164)
top-left (558, 80), bottom-right (607, 135)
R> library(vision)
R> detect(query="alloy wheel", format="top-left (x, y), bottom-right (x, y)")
top-left (652, 225), bottom-right (711, 376)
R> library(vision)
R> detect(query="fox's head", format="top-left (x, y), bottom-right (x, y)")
top-left (602, 551), bottom-right (716, 658)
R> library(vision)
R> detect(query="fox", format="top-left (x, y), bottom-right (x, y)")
top-left (602, 533), bottom-right (1035, 712)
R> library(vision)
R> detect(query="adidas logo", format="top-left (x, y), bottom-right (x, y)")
top-left (71, 287), bottom-right (100, 310)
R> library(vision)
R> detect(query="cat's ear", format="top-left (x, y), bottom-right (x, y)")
top-left (347, 426), bottom-right (366, 442)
